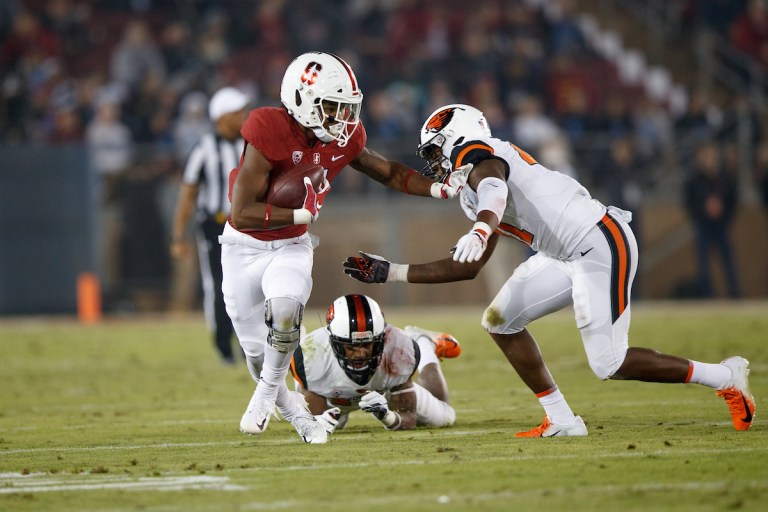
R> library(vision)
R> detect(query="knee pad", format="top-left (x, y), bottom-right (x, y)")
top-left (265, 297), bottom-right (304, 353)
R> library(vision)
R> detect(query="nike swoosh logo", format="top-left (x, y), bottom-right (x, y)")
top-left (740, 394), bottom-right (753, 423)
top-left (580, 248), bottom-right (594, 257)
top-left (331, 155), bottom-right (344, 162)
top-left (256, 417), bottom-right (268, 431)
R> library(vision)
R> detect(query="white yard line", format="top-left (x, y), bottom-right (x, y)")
top-left (0, 475), bottom-right (245, 493)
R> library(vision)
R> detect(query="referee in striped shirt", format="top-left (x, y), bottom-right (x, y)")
top-left (171, 87), bottom-right (250, 365)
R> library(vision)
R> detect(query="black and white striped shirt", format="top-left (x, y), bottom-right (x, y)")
top-left (182, 133), bottom-right (244, 220)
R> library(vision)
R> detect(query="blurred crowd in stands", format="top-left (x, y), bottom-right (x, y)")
top-left (2, 0), bottom-right (767, 306)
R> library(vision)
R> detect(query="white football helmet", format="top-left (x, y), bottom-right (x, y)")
top-left (280, 52), bottom-right (363, 147)
top-left (417, 104), bottom-right (492, 182)
top-left (326, 294), bottom-right (386, 385)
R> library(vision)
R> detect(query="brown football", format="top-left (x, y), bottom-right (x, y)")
top-left (266, 163), bottom-right (326, 209)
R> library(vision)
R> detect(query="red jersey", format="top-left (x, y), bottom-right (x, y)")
top-left (229, 107), bottom-right (367, 241)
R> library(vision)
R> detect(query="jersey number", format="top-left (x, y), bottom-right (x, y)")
top-left (497, 222), bottom-right (534, 247)
top-left (510, 144), bottom-right (538, 165)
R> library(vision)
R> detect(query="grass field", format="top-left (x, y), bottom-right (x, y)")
top-left (1, 302), bottom-right (767, 511)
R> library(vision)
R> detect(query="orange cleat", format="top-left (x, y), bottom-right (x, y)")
top-left (515, 415), bottom-right (588, 437)
top-left (404, 326), bottom-right (461, 360)
top-left (717, 356), bottom-right (755, 431)
top-left (433, 332), bottom-right (462, 359)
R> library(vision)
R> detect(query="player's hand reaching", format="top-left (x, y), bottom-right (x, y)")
top-left (342, 252), bottom-right (409, 283)
top-left (452, 221), bottom-right (491, 263)
top-left (315, 407), bottom-right (342, 434)
top-left (359, 391), bottom-right (400, 429)
top-left (343, 252), bottom-right (390, 283)
top-left (429, 164), bottom-right (472, 199)
top-left (294, 177), bottom-right (322, 224)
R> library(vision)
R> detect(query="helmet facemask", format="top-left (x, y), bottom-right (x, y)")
top-left (417, 132), bottom-right (451, 183)
top-left (328, 330), bottom-right (385, 386)
top-left (316, 98), bottom-right (361, 147)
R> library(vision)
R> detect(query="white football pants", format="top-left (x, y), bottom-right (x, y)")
top-left (482, 208), bottom-right (638, 380)
top-left (413, 383), bottom-right (456, 427)
top-left (219, 222), bottom-right (314, 359)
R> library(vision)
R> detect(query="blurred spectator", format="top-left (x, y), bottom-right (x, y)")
top-left (729, 0), bottom-right (768, 66)
top-left (511, 93), bottom-right (561, 153)
top-left (756, 138), bottom-right (768, 207)
top-left (85, 92), bottom-right (134, 303)
top-left (159, 20), bottom-right (202, 89)
top-left (539, 134), bottom-right (578, 180)
top-left (545, 0), bottom-right (588, 57)
top-left (674, 89), bottom-right (720, 146)
top-left (683, 142), bottom-right (741, 298)
top-left (590, 92), bottom-right (633, 141)
top-left (633, 95), bottom-right (673, 163)
top-left (172, 90), bottom-right (211, 164)
top-left (110, 19), bottom-right (166, 92)
top-left (120, 156), bottom-right (172, 311)
top-left (699, 0), bottom-right (747, 36)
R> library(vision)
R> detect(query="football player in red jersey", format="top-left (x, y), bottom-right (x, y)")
top-left (220, 52), bottom-right (466, 443)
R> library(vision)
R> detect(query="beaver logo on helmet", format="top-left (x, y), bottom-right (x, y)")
top-left (426, 107), bottom-right (458, 132)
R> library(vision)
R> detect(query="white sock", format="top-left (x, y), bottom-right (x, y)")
top-left (686, 360), bottom-right (733, 390)
top-left (258, 344), bottom-right (294, 401)
top-left (537, 387), bottom-right (576, 425)
top-left (415, 335), bottom-right (439, 371)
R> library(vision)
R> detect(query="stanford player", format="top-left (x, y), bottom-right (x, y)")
top-left (219, 52), bottom-right (466, 444)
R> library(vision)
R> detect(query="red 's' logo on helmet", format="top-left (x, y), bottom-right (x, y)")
top-left (301, 62), bottom-right (322, 86)
top-left (426, 107), bottom-right (456, 132)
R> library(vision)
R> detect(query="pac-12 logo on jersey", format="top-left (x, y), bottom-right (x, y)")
top-left (301, 62), bottom-right (322, 86)
top-left (426, 107), bottom-right (457, 132)
top-left (292, 151), bottom-right (303, 165)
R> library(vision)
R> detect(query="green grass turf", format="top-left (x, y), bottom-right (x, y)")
top-left (1, 302), bottom-right (767, 511)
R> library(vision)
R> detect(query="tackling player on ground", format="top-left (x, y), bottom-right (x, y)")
top-left (344, 104), bottom-right (755, 436)
top-left (221, 53), bottom-right (466, 443)
top-left (291, 294), bottom-right (460, 433)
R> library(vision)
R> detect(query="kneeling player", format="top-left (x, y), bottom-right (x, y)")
top-left (290, 294), bottom-right (460, 432)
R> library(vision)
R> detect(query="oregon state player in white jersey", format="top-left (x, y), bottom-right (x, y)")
top-left (289, 294), bottom-right (459, 433)
top-left (220, 53), bottom-right (466, 444)
top-left (344, 104), bottom-right (755, 436)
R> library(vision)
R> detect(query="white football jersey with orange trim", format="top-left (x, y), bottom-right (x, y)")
top-left (293, 325), bottom-right (418, 415)
top-left (454, 136), bottom-right (606, 259)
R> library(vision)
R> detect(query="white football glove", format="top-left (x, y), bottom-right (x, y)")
top-left (359, 391), bottom-right (400, 429)
top-left (314, 407), bottom-right (342, 435)
top-left (429, 164), bottom-right (470, 199)
top-left (452, 221), bottom-right (491, 263)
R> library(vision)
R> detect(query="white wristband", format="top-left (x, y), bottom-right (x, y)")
top-left (293, 208), bottom-right (312, 225)
top-left (429, 182), bottom-right (444, 199)
top-left (472, 221), bottom-right (492, 239)
top-left (387, 263), bottom-right (409, 282)
top-left (382, 410), bottom-right (401, 429)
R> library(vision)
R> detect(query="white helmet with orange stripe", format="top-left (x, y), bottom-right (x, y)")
top-left (417, 104), bottom-right (492, 182)
top-left (280, 51), bottom-right (363, 147)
